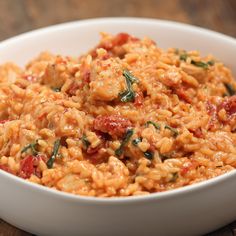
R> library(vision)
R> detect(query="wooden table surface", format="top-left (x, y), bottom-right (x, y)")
top-left (0, 0), bottom-right (235, 235)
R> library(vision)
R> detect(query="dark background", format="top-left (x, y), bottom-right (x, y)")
top-left (0, 0), bottom-right (235, 235)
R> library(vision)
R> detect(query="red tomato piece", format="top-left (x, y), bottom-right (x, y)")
top-left (189, 128), bottom-right (204, 138)
top-left (93, 115), bottom-right (132, 138)
top-left (175, 87), bottom-right (192, 103)
top-left (134, 91), bottom-right (144, 107)
top-left (218, 95), bottom-right (236, 116)
top-left (0, 164), bottom-right (12, 174)
top-left (23, 74), bottom-right (38, 82)
top-left (0, 119), bottom-right (10, 124)
top-left (112, 33), bottom-right (130, 47)
top-left (19, 155), bottom-right (35, 179)
top-left (67, 82), bottom-right (80, 96)
top-left (206, 101), bottom-right (218, 130)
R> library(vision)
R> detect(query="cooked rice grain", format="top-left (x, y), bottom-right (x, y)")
top-left (0, 32), bottom-right (236, 197)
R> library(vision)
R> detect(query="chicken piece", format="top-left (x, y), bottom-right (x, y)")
top-left (89, 57), bottom-right (125, 101)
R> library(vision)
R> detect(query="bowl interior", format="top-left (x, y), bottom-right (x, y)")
top-left (0, 18), bottom-right (236, 202)
top-left (1, 18), bottom-right (236, 236)
top-left (0, 18), bottom-right (235, 76)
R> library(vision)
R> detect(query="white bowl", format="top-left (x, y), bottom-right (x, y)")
top-left (0, 18), bottom-right (236, 236)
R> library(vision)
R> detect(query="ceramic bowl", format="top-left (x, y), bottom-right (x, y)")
top-left (0, 18), bottom-right (236, 236)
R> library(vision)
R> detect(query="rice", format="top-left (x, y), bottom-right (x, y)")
top-left (0, 32), bottom-right (236, 197)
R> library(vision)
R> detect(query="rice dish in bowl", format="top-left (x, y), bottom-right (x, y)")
top-left (1, 32), bottom-right (236, 198)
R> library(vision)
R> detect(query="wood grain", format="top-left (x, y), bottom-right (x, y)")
top-left (0, 0), bottom-right (235, 235)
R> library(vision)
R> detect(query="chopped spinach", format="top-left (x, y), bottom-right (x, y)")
top-left (82, 134), bottom-right (90, 148)
top-left (170, 172), bottom-right (178, 182)
top-left (115, 129), bottom-right (134, 156)
top-left (164, 125), bottom-right (179, 137)
top-left (46, 139), bottom-right (61, 168)
top-left (191, 60), bottom-right (209, 69)
top-left (207, 60), bottom-right (215, 66)
top-left (224, 83), bottom-right (236, 96)
top-left (143, 151), bottom-right (154, 160)
top-left (52, 87), bottom-right (61, 92)
top-left (179, 52), bottom-right (215, 69)
top-left (145, 121), bottom-right (161, 130)
top-left (179, 53), bottom-right (188, 61)
top-left (132, 137), bottom-right (142, 146)
top-left (21, 140), bottom-right (39, 156)
top-left (119, 69), bottom-right (139, 102)
top-left (159, 153), bottom-right (171, 161)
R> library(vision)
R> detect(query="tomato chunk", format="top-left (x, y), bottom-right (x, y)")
top-left (19, 155), bottom-right (35, 179)
top-left (206, 101), bottom-right (218, 130)
top-left (189, 128), bottom-right (204, 138)
top-left (93, 115), bottom-right (132, 138)
top-left (0, 164), bottom-right (12, 174)
top-left (112, 33), bottom-right (130, 47)
top-left (218, 95), bottom-right (236, 116)
top-left (0, 119), bottom-right (10, 124)
top-left (23, 74), bottom-right (37, 82)
top-left (175, 87), bottom-right (192, 103)
top-left (134, 91), bottom-right (144, 107)
top-left (19, 155), bottom-right (44, 179)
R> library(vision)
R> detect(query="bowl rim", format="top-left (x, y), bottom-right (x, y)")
top-left (0, 17), bottom-right (236, 204)
top-left (0, 17), bottom-right (235, 51)
top-left (1, 166), bottom-right (236, 204)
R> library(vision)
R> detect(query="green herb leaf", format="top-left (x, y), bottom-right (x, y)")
top-left (21, 144), bottom-right (33, 153)
top-left (216, 165), bottom-right (223, 168)
top-left (145, 121), bottom-right (161, 130)
top-left (52, 87), bottom-right (61, 92)
top-left (207, 60), bottom-right (215, 66)
top-left (143, 151), bottom-right (154, 160)
top-left (191, 60), bottom-right (209, 69)
top-left (82, 134), bottom-right (90, 148)
top-left (224, 83), bottom-right (236, 96)
top-left (179, 52), bottom-right (215, 69)
top-left (21, 140), bottom-right (39, 156)
top-left (47, 139), bottom-right (61, 169)
top-left (192, 60), bottom-right (214, 68)
top-left (123, 69), bottom-right (139, 84)
top-left (164, 125), bottom-right (179, 137)
top-left (132, 137), bottom-right (154, 160)
top-left (119, 70), bottom-right (139, 103)
top-left (174, 48), bottom-right (179, 54)
top-left (132, 137), bottom-right (142, 146)
top-left (179, 53), bottom-right (188, 61)
top-left (115, 129), bottom-right (134, 156)
top-left (119, 90), bottom-right (136, 102)
top-left (159, 153), bottom-right (171, 161)
top-left (170, 172), bottom-right (178, 182)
